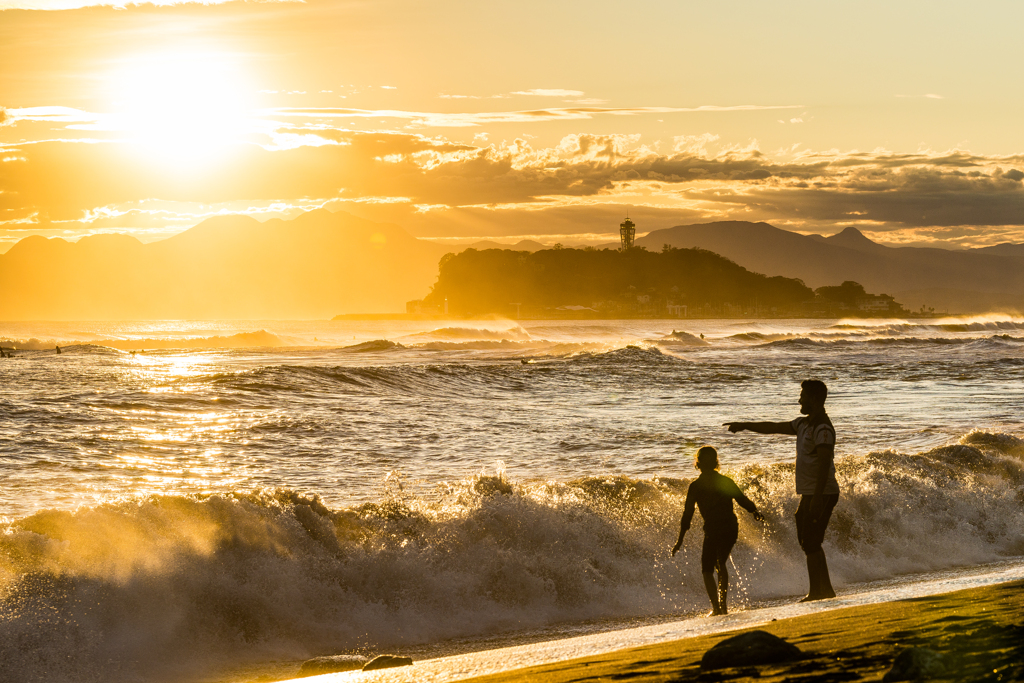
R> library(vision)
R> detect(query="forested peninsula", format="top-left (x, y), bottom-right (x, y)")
top-left (415, 247), bottom-right (863, 318)
top-left (414, 247), bottom-right (908, 318)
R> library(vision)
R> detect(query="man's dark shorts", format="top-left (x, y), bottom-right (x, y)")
top-left (795, 493), bottom-right (839, 555)
top-left (701, 520), bottom-right (738, 573)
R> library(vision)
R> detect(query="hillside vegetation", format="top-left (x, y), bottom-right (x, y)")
top-left (422, 246), bottom-right (816, 318)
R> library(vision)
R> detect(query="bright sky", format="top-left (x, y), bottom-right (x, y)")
top-left (2, 0), bottom-right (1023, 251)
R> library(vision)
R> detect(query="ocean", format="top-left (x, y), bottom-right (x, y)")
top-left (2, 317), bottom-right (1024, 683)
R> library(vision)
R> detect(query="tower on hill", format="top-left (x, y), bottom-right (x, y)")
top-left (620, 216), bottom-right (636, 250)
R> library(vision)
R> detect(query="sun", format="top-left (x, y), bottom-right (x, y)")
top-left (108, 50), bottom-right (256, 167)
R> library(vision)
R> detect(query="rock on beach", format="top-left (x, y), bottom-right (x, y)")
top-left (700, 630), bottom-right (803, 670)
top-left (882, 647), bottom-right (947, 682)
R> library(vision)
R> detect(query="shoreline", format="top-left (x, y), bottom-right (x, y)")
top-left (459, 577), bottom-right (1024, 683)
top-left (265, 561), bottom-right (1024, 683)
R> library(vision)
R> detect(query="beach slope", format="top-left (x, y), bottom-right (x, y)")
top-left (458, 579), bottom-right (1023, 683)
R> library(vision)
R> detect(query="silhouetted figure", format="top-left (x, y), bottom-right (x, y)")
top-left (672, 446), bottom-right (764, 616)
top-left (55, 345), bottom-right (61, 354)
top-left (724, 379), bottom-right (839, 602)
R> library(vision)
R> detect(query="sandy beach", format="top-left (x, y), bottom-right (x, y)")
top-left (458, 579), bottom-right (1023, 683)
top-left (263, 564), bottom-right (1024, 683)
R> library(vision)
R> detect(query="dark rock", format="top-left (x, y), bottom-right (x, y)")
top-left (298, 654), bottom-right (369, 676)
top-left (362, 654), bottom-right (414, 671)
top-left (701, 630), bottom-right (803, 670)
top-left (882, 648), bottom-right (946, 682)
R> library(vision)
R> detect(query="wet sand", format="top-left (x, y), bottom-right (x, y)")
top-left (274, 574), bottom-right (1023, 683)
top-left (456, 579), bottom-right (1024, 683)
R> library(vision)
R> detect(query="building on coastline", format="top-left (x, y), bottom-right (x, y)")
top-left (620, 216), bottom-right (636, 250)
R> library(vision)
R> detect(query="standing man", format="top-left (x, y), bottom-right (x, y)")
top-left (724, 379), bottom-right (839, 602)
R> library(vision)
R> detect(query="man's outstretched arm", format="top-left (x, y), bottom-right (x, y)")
top-left (724, 421), bottom-right (796, 435)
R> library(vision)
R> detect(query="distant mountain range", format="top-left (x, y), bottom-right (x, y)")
top-left (2, 212), bottom-right (1023, 319)
top-left (634, 222), bottom-right (1024, 313)
top-left (0, 209), bottom-right (450, 319)
top-left (433, 239), bottom-right (546, 252)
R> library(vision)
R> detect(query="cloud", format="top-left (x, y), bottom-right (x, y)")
top-left (1, 0), bottom-right (296, 9)
top-left (5, 125), bottom-right (1024, 246)
top-left (3, 106), bottom-right (101, 124)
top-left (440, 89), bottom-right (586, 100)
top-left (269, 103), bottom-right (804, 128)
top-left (510, 89), bottom-right (585, 97)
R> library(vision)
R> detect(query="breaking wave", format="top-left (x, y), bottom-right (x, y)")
top-left (828, 318), bottom-right (1024, 335)
top-left (569, 345), bottom-right (687, 365)
top-left (3, 431), bottom-right (1021, 683)
top-left (403, 326), bottom-right (532, 342)
top-left (650, 330), bottom-right (709, 346)
top-left (759, 335), bottom-right (1024, 350)
top-left (340, 339), bottom-right (405, 353)
top-left (0, 330), bottom-right (284, 352)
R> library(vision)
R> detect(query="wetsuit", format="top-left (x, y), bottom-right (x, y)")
top-left (680, 471), bottom-right (758, 573)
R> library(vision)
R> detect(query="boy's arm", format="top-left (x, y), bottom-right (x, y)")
top-left (735, 492), bottom-right (765, 522)
top-left (729, 479), bottom-right (766, 522)
top-left (672, 489), bottom-right (696, 555)
top-left (724, 421), bottom-right (797, 435)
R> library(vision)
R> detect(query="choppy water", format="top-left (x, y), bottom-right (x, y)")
top-left (2, 317), bottom-right (1024, 683)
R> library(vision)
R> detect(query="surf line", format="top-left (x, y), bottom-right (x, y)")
top-left (301, 561), bottom-right (1024, 683)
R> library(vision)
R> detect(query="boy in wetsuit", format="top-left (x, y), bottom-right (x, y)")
top-left (671, 446), bottom-right (764, 615)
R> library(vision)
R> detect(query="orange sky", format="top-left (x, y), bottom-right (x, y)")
top-left (2, 0), bottom-right (1024, 252)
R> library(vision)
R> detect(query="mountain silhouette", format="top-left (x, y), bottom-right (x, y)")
top-left (4, 213), bottom-right (1024, 319)
top-left (437, 239), bottom-right (547, 252)
top-left (0, 209), bottom-right (449, 320)
top-left (635, 221), bottom-right (1024, 313)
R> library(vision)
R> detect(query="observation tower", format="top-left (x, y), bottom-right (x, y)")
top-left (619, 215), bottom-right (636, 250)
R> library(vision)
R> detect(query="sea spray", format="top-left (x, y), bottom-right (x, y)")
top-left (2, 432), bottom-right (1023, 682)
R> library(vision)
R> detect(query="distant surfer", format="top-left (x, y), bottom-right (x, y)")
top-left (672, 446), bottom-right (764, 616)
top-left (56, 344), bottom-right (61, 354)
top-left (724, 379), bottom-right (839, 602)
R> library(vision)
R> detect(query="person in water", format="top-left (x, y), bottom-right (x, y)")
top-left (672, 446), bottom-right (764, 616)
top-left (724, 379), bottom-right (839, 602)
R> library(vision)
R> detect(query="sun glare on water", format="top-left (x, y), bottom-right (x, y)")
top-left (108, 50), bottom-right (256, 166)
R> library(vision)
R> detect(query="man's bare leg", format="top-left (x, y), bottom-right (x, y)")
top-left (717, 561), bottom-right (729, 615)
top-left (800, 550), bottom-right (836, 602)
